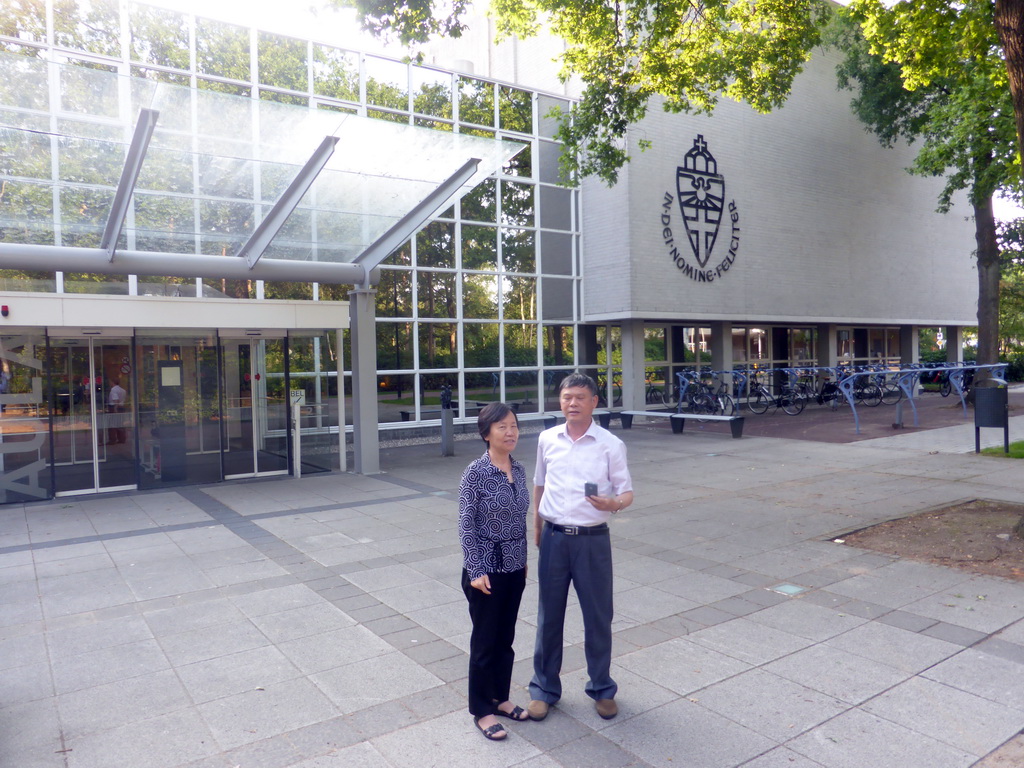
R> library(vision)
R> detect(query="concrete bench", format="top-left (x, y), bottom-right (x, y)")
top-left (621, 410), bottom-right (745, 438)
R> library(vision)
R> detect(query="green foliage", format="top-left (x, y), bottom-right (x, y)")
top-left (1001, 349), bottom-right (1024, 381)
top-left (835, 5), bottom-right (1019, 211)
top-left (998, 220), bottom-right (1024, 349)
top-left (343, 0), bottom-right (472, 45)
top-left (843, 0), bottom-right (1022, 210)
top-left (337, 0), bottom-right (830, 184)
top-left (918, 347), bottom-right (947, 364)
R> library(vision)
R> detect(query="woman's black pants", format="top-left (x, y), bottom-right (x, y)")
top-left (461, 567), bottom-right (526, 717)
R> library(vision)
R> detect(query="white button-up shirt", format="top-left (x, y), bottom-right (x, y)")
top-left (534, 421), bottom-right (632, 527)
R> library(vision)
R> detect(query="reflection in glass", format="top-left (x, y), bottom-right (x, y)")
top-left (48, 336), bottom-right (135, 493)
top-left (418, 322), bottom-right (457, 369)
top-left (501, 180), bottom-right (534, 226)
top-left (1, 126), bottom-right (51, 179)
top-left (462, 178), bottom-right (496, 222)
top-left (135, 334), bottom-right (221, 488)
top-left (459, 77), bottom-right (494, 127)
top-left (56, 0), bottom-right (119, 57)
top-left (376, 321), bottom-right (413, 370)
top-left (418, 270), bottom-right (458, 318)
top-left (259, 31), bottom-right (307, 90)
top-left (503, 139), bottom-right (531, 178)
top-left (463, 273), bottom-right (499, 320)
top-left (502, 276), bottom-right (536, 320)
top-left (130, 4), bottom-right (189, 69)
top-left (463, 323), bottom-right (500, 367)
top-left (60, 187), bottom-right (114, 247)
top-left (366, 55), bottom-right (409, 110)
top-left (462, 225), bottom-right (497, 270)
top-left (417, 221), bottom-right (455, 268)
top-left (503, 323), bottom-right (537, 364)
top-left (197, 17), bottom-right (250, 81)
top-left (501, 228), bottom-right (535, 273)
top-left (543, 325), bottom-right (573, 366)
top-left (59, 60), bottom-right (119, 117)
top-left (499, 86), bottom-right (532, 133)
top-left (287, 332), bottom-right (338, 474)
top-left (314, 45), bottom-right (359, 101)
top-left (374, 268), bottom-right (413, 317)
top-left (412, 66), bottom-right (452, 118)
top-left (220, 337), bottom-right (288, 477)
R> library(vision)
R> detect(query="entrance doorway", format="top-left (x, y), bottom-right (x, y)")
top-left (49, 336), bottom-right (135, 495)
top-left (220, 335), bottom-right (289, 478)
top-left (134, 333), bottom-right (222, 489)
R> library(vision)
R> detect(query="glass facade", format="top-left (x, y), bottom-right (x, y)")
top-left (0, 327), bottom-right (342, 504)
top-left (0, 0), bottom-right (582, 425)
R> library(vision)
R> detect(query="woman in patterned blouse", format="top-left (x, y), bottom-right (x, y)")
top-left (459, 402), bottom-right (530, 741)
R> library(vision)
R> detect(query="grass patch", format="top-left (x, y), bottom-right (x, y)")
top-left (981, 441), bottom-right (1024, 458)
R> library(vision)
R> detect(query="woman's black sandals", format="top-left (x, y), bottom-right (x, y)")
top-left (493, 704), bottom-right (529, 721)
top-left (474, 716), bottom-right (507, 741)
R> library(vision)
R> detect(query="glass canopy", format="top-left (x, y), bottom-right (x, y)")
top-left (0, 51), bottom-right (521, 272)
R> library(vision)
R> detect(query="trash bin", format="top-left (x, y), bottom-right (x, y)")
top-left (974, 379), bottom-right (1008, 453)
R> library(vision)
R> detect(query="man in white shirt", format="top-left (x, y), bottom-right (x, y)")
top-left (528, 372), bottom-right (634, 722)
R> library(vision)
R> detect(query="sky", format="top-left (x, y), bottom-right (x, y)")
top-left (152, 0), bottom-right (392, 54)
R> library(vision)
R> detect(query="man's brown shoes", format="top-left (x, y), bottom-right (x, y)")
top-left (527, 700), bottom-right (549, 721)
top-left (595, 698), bottom-right (618, 720)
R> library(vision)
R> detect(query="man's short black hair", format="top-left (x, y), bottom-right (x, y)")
top-left (477, 401), bottom-right (518, 444)
top-left (559, 371), bottom-right (598, 397)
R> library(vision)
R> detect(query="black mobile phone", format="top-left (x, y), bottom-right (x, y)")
top-left (584, 482), bottom-right (598, 497)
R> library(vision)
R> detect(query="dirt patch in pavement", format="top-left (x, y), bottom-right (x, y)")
top-left (841, 500), bottom-right (1024, 581)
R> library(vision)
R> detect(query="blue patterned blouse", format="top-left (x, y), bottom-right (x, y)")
top-left (458, 451), bottom-right (529, 580)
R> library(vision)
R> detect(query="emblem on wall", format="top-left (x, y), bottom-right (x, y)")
top-left (660, 134), bottom-right (740, 283)
top-left (677, 135), bottom-right (724, 268)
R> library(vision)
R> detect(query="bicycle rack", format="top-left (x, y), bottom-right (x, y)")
top-left (841, 363), bottom-right (1006, 433)
top-left (681, 363), bottom-right (1007, 433)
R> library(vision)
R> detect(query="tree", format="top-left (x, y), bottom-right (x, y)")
top-left (997, 218), bottom-right (1024, 349)
top-left (844, 0), bottom-right (1023, 372)
top-left (995, 1), bottom-right (1024, 185)
top-left (337, 0), bottom-right (830, 184)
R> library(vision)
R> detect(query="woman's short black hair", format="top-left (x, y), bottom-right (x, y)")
top-left (478, 401), bottom-right (517, 443)
top-left (559, 371), bottom-right (598, 396)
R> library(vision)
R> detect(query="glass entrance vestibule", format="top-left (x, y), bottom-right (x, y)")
top-left (0, 328), bottom-right (342, 505)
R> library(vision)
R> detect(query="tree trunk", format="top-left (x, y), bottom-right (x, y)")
top-left (974, 197), bottom-right (1000, 382)
top-left (995, 0), bottom-right (1024, 181)
top-left (1014, 513), bottom-right (1024, 540)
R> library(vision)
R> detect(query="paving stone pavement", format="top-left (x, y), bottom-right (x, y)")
top-left (1, 416), bottom-right (1023, 768)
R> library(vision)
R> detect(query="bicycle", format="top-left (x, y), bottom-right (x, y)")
top-left (868, 365), bottom-right (902, 405)
top-left (644, 372), bottom-right (667, 406)
top-left (745, 369), bottom-right (804, 415)
top-left (704, 370), bottom-right (737, 416)
top-left (941, 364), bottom-right (973, 398)
top-left (596, 374), bottom-right (622, 408)
top-left (675, 371), bottom-right (717, 415)
top-left (829, 366), bottom-right (882, 408)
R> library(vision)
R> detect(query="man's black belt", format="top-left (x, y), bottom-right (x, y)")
top-left (547, 522), bottom-right (608, 536)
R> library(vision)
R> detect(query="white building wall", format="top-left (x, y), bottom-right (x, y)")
top-left (582, 46), bottom-right (978, 327)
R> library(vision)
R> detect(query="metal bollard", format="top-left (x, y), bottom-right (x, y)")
top-left (440, 383), bottom-right (455, 457)
top-left (441, 408), bottom-right (455, 456)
